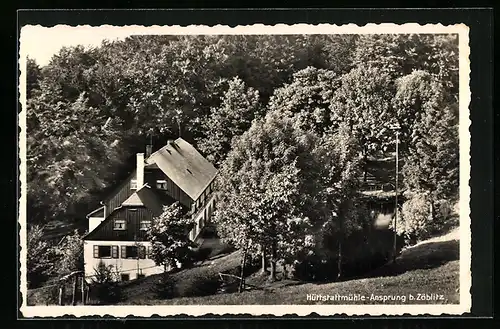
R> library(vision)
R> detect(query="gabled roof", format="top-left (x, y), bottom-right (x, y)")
top-left (145, 137), bottom-right (218, 201)
top-left (122, 184), bottom-right (173, 217)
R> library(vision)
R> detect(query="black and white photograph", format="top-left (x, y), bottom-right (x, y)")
top-left (18, 23), bottom-right (471, 317)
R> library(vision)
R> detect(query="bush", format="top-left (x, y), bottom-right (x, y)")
top-left (89, 261), bottom-right (122, 304)
top-left (398, 192), bottom-right (447, 244)
top-left (151, 272), bottom-right (177, 299)
top-left (291, 225), bottom-right (401, 282)
top-left (27, 285), bottom-right (60, 306)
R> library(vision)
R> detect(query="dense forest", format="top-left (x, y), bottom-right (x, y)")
top-left (25, 34), bottom-right (460, 286)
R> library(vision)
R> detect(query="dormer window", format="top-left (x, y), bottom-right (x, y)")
top-left (130, 179), bottom-right (137, 190)
top-left (113, 219), bottom-right (126, 230)
top-left (156, 179), bottom-right (167, 190)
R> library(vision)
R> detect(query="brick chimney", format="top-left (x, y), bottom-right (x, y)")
top-left (136, 153), bottom-right (144, 188)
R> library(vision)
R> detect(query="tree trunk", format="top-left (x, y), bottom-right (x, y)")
top-left (260, 244), bottom-right (268, 274)
top-left (363, 148), bottom-right (368, 183)
top-left (239, 240), bottom-right (249, 293)
top-left (337, 239), bottom-right (342, 281)
top-left (269, 240), bottom-right (277, 282)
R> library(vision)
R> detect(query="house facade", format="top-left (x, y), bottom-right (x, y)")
top-left (83, 138), bottom-right (218, 282)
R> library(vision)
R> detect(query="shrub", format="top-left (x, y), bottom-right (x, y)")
top-left (151, 272), bottom-right (177, 299)
top-left (398, 192), bottom-right (446, 244)
top-left (89, 261), bottom-right (122, 304)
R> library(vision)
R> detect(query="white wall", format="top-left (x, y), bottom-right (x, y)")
top-left (88, 217), bottom-right (105, 233)
top-left (189, 195), bottom-right (215, 241)
top-left (83, 240), bottom-right (164, 282)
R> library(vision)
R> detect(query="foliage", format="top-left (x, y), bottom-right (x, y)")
top-left (269, 67), bottom-right (339, 135)
top-left (51, 229), bottom-right (85, 275)
top-left (394, 71), bottom-right (459, 203)
top-left (214, 111), bottom-right (320, 278)
top-left (396, 192), bottom-right (442, 244)
top-left (26, 57), bottom-right (42, 99)
top-left (330, 66), bottom-right (397, 158)
top-left (90, 261), bottom-right (121, 304)
top-left (146, 202), bottom-right (196, 271)
top-left (197, 77), bottom-right (261, 166)
top-left (26, 225), bottom-right (55, 288)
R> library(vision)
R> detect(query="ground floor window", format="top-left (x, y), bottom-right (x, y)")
top-left (121, 245), bottom-right (146, 259)
top-left (120, 273), bottom-right (130, 281)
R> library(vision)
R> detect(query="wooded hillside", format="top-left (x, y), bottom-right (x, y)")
top-left (26, 34), bottom-right (459, 240)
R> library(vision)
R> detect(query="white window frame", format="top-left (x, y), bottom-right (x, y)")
top-left (156, 179), bottom-right (168, 190)
top-left (113, 219), bottom-right (126, 230)
top-left (140, 220), bottom-right (151, 231)
top-left (130, 179), bottom-right (137, 190)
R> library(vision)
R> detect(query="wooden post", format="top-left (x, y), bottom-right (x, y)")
top-left (393, 130), bottom-right (399, 264)
top-left (58, 285), bottom-right (64, 306)
top-left (81, 276), bottom-right (85, 305)
top-left (72, 275), bottom-right (77, 306)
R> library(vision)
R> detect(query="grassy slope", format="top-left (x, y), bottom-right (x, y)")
top-left (119, 227), bottom-right (460, 305)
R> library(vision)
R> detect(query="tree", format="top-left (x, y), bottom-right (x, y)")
top-left (27, 225), bottom-right (54, 288)
top-left (352, 34), bottom-right (459, 96)
top-left (146, 202), bottom-right (196, 272)
top-left (394, 71), bottom-right (459, 207)
top-left (312, 123), bottom-right (365, 279)
top-left (197, 77), bottom-right (261, 166)
top-left (268, 67), bottom-right (339, 136)
top-left (52, 230), bottom-right (85, 275)
top-left (330, 66), bottom-right (396, 181)
top-left (26, 57), bottom-right (42, 99)
top-left (214, 111), bottom-right (319, 281)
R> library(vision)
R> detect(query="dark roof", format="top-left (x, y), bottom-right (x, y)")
top-left (145, 137), bottom-right (218, 200)
top-left (122, 184), bottom-right (176, 217)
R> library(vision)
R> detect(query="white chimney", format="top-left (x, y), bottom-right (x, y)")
top-left (136, 153), bottom-right (144, 188)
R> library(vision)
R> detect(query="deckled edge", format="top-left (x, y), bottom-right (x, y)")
top-left (18, 22), bottom-right (472, 318)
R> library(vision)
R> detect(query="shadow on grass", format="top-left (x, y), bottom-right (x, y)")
top-left (365, 239), bottom-right (459, 278)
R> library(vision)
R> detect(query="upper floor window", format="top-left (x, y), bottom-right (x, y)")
top-left (113, 219), bottom-right (126, 230)
top-left (156, 179), bottom-right (168, 190)
top-left (130, 179), bottom-right (137, 190)
top-left (140, 220), bottom-right (151, 231)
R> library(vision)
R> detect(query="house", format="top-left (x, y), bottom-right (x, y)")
top-left (83, 137), bottom-right (218, 282)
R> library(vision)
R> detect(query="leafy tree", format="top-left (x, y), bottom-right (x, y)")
top-left (268, 67), bottom-right (339, 136)
top-left (52, 229), bottom-right (85, 275)
top-left (26, 57), bottom-right (42, 99)
top-left (146, 202), bottom-right (196, 272)
top-left (197, 77), bottom-right (261, 166)
top-left (394, 71), bottom-right (459, 205)
top-left (26, 225), bottom-right (54, 288)
top-left (352, 34), bottom-right (459, 95)
top-left (330, 66), bottom-right (396, 181)
top-left (312, 123), bottom-right (365, 278)
top-left (396, 192), bottom-right (439, 244)
top-left (214, 111), bottom-right (319, 280)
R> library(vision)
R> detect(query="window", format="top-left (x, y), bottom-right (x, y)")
top-left (120, 274), bottom-right (130, 281)
top-left (140, 220), bottom-right (151, 231)
top-left (137, 274), bottom-right (145, 279)
top-left (93, 245), bottom-right (112, 258)
top-left (120, 246), bottom-right (146, 259)
top-left (156, 179), bottom-right (168, 190)
top-left (113, 219), bottom-right (126, 230)
top-left (130, 179), bottom-right (137, 190)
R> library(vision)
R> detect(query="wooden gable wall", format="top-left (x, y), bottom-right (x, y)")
top-left (105, 170), bottom-right (137, 213)
top-left (85, 206), bottom-right (153, 241)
